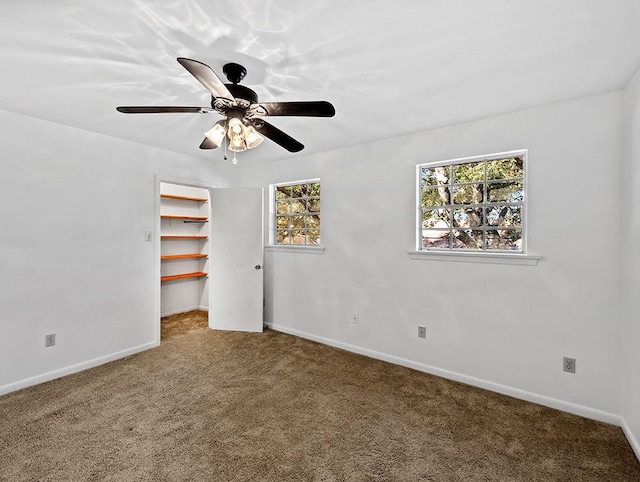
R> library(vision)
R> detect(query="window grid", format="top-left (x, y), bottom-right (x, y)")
top-left (419, 152), bottom-right (525, 252)
top-left (274, 180), bottom-right (320, 246)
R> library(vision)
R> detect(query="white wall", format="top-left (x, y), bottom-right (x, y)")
top-left (622, 67), bottom-right (640, 458)
top-left (241, 92), bottom-right (623, 422)
top-left (0, 110), bottom-right (237, 394)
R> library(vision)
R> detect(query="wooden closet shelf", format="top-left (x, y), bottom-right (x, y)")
top-left (160, 194), bottom-right (208, 202)
top-left (161, 215), bottom-right (208, 221)
top-left (161, 235), bottom-right (208, 239)
top-left (161, 253), bottom-right (208, 260)
top-left (161, 271), bottom-right (207, 282)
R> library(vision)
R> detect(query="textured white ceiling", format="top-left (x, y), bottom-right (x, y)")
top-left (1, 0), bottom-right (639, 164)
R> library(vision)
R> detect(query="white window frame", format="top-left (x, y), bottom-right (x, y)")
top-left (410, 150), bottom-right (540, 265)
top-left (268, 178), bottom-right (324, 253)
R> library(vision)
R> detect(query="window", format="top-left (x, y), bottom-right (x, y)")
top-left (418, 150), bottom-right (526, 252)
top-left (273, 180), bottom-right (321, 245)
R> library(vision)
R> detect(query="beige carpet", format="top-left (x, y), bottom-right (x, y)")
top-left (1, 315), bottom-right (639, 481)
top-left (161, 310), bottom-right (209, 341)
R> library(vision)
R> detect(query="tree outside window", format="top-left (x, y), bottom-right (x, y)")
top-left (419, 151), bottom-right (526, 252)
top-left (274, 180), bottom-right (320, 245)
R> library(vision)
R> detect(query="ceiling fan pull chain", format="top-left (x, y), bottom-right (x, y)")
top-left (223, 135), bottom-right (228, 161)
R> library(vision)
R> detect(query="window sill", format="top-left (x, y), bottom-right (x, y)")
top-left (266, 245), bottom-right (326, 255)
top-left (407, 250), bottom-right (541, 266)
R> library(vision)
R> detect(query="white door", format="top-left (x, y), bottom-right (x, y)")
top-left (209, 187), bottom-right (264, 332)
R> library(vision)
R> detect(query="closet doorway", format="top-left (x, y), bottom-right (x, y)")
top-left (157, 181), bottom-right (264, 343)
top-left (159, 181), bottom-right (210, 342)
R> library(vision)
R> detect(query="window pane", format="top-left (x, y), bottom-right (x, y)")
top-left (453, 208), bottom-right (483, 228)
top-left (453, 161), bottom-right (484, 183)
top-left (305, 215), bottom-right (320, 229)
top-left (307, 198), bottom-right (320, 212)
top-left (276, 200), bottom-right (291, 214)
top-left (276, 186), bottom-right (291, 199)
top-left (452, 229), bottom-right (484, 250)
top-left (309, 182), bottom-right (321, 197)
top-left (290, 200), bottom-right (306, 214)
top-left (487, 180), bottom-right (523, 203)
top-left (306, 230), bottom-right (320, 245)
top-left (422, 230), bottom-right (451, 248)
top-left (422, 209), bottom-right (451, 229)
top-left (290, 184), bottom-right (304, 198)
top-left (421, 165), bottom-right (450, 186)
top-left (288, 216), bottom-right (305, 229)
top-left (298, 183), bottom-right (310, 197)
top-left (487, 157), bottom-right (524, 180)
top-left (276, 229), bottom-right (290, 243)
top-left (486, 205), bottom-right (522, 227)
top-left (422, 186), bottom-right (450, 207)
top-left (276, 216), bottom-right (290, 229)
top-left (290, 230), bottom-right (305, 244)
top-left (486, 229), bottom-right (522, 251)
top-left (452, 184), bottom-right (484, 205)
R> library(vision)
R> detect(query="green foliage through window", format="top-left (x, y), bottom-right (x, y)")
top-left (419, 152), bottom-right (525, 252)
top-left (274, 180), bottom-right (321, 245)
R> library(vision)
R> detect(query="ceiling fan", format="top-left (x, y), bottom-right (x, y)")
top-left (117, 58), bottom-right (335, 156)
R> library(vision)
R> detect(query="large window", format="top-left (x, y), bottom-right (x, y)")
top-left (418, 150), bottom-right (526, 252)
top-left (273, 180), bottom-right (321, 245)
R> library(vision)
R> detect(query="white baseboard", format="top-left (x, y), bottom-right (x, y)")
top-left (622, 418), bottom-right (640, 462)
top-left (161, 306), bottom-right (208, 318)
top-left (267, 322), bottom-right (621, 426)
top-left (0, 341), bottom-right (157, 396)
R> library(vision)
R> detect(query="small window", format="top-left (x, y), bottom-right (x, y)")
top-left (418, 150), bottom-right (526, 252)
top-left (272, 180), bottom-right (321, 245)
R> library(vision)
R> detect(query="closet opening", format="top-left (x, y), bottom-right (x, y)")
top-left (159, 181), bottom-right (210, 343)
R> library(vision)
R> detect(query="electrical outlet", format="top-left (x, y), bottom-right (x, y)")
top-left (45, 334), bottom-right (56, 347)
top-left (351, 313), bottom-right (359, 324)
top-left (418, 326), bottom-right (426, 339)
top-left (563, 357), bottom-right (576, 373)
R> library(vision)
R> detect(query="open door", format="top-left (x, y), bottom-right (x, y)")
top-left (209, 187), bottom-right (264, 332)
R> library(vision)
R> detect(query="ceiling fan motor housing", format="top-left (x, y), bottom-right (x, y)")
top-left (217, 63), bottom-right (258, 107)
top-left (224, 84), bottom-right (258, 105)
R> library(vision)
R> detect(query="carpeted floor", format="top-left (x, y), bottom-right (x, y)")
top-left (1, 316), bottom-right (639, 481)
top-left (161, 310), bottom-right (209, 341)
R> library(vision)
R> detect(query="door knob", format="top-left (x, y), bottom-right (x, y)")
top-left (255, 265), bottom-right (261, 270)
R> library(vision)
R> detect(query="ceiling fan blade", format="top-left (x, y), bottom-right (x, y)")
top-left (177, 57), bottom-right (234, 101)
top-left (255, 101), bottom-right (336, 117)
top-left (250, 120), bottom-right (304, 153)
top-left (199, 137), bottom-right (219, 149)
top-left (116, 106), bottom-right (212, 114)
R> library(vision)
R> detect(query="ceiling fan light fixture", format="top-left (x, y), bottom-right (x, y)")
top-left (227, 117), bottom-right (249, 152)
top-left (228, 137), bottom-right (247, 153)
top-left (228, 117), bottom-right (245, 135)
top-left (229, 141), bottom-right (247, 152)
top-left (203, 120), bottom-right (226, 147)
top-left (245, 126), bottom-right (264, 149)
